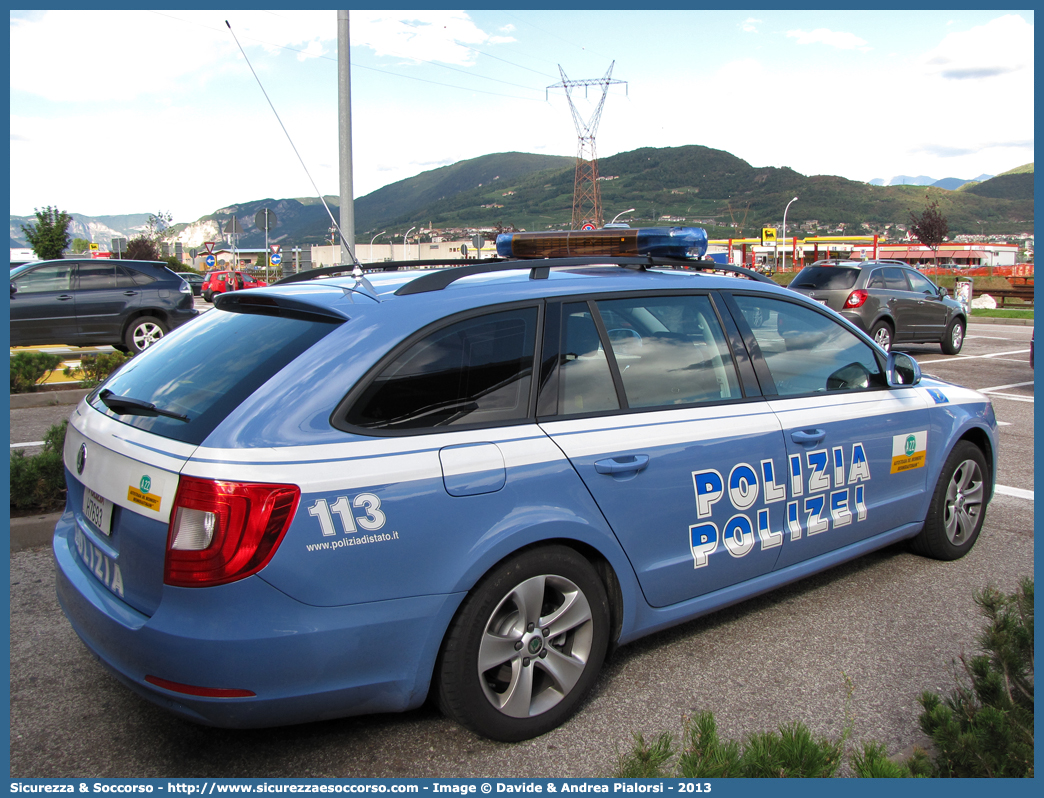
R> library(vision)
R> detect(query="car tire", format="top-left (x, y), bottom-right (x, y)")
top-left (435, 545), bottom-right (610, 742)
top-left (125, 316), bottom-right (167, 354)
top-left (203, 291), bottom-right (213, 303)
top-left (909, 441), bottom-right (988, 561)
top-left (870, 320), bottom-right (893, 352)
top-left (941, 318), bottom-right (965, 355)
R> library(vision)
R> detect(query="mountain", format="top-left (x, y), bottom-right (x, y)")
top-left (888, 175), bottom-right (937, 186)
top-left (10, 152), bottom-right (1034, 253)
top-left (961, 165), bottom-right (1033, 201)
top-left (10, 212), bottom-right (154, 250)
top-left (870, 173), bottom-right (996, 190)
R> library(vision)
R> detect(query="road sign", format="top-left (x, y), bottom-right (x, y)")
top-left (471, 234), bottom-right (484, 250)
top-left (581, 223), bottom-right (596, 231)
top-left (271, 253), bottom-right (282, 265)
top-left (204, 241), bottom-right (215, 255)
top-left (205, 254), bottom-right (216, 268)
top-left (460, 244), bottom-right (468, 258)
top-left (255, 209), bottom-right (277, 232)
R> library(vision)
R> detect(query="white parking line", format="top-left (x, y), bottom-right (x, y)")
top-left (980, 380), bottom-right (1034, 393)
top-left (984, 393), bottom-right (1034, 403)
top-left (996, 485), bottom-right (1034, 501)
top-left (918, 348), bottom-right (1031, 365)
top-left (11, 441), bottom-right (45, 449)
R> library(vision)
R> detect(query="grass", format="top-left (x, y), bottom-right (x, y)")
top-left (971, 308), bottom-right (1033, 319)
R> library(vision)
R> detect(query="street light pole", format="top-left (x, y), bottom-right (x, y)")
top-left (610, 208), bottom-right (635, 225)
top-left (781, 196), bottom-right (798, 271)
top-left (404, 227), bottom-right (416, 260)
top-left (369, 231), bottom-right (385, 263)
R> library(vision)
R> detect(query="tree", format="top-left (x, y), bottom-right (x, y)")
top-left (125, 236), bottom-right (161, 261)
top-left (909, 197), bottom-right (949, 274)
top-left (70, 238), bottom-right (91, 254)
top-left (21, 206), bottom-right (72, 260)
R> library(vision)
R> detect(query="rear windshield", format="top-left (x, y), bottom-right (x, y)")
top-left (88, 308), bottom-right (341, 445)
top-left (789, 266), bottom-right (860, 290)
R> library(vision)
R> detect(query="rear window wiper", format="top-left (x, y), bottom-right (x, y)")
top-left (98, 389), bottom-right (189, 422)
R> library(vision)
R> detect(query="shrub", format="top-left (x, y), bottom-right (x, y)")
top-left (10, 420), bottom-right (68, 513)
top-left (615, 712), bottom-right (844, 778)
top-left (613, 580), bottom-right (1034, 778)
top-left (917, 579), bottom-right (1034, 777)
top-left (10, 351), bottom-right (64, 393)
top-left (65, 351), bottom-right (132, 388)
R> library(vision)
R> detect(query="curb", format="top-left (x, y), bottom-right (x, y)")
top-left (968, 317), bottom-right (1034, 326)
top-left (10, 512), bottom-right (61, 552)
top-left (10, 388), bottom-right (91, 409)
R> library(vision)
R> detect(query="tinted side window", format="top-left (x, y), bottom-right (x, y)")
top-left (733, 296), bottom-right (884, 396)
top-left (14, 263), bottom-right (72, 293)
top-left (905, 270), bottom-right (939, 295)
top-left (115, 265), bottom-right (139, 288)
top-left (76, 262), bottom-right (116, 290)
top-left (595, 295), bottom-right (740, 407)
top-left (558, 302), bottom-right (619, 415)
top-left (882, 267), bottom-right (908, 290)
top-left (346, 307), bottom-right (538, 431)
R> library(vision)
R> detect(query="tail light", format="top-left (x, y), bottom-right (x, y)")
top-left (844, 289), bottom-right (868, 308)
top-left (165, 476), bottom-right (300, 587)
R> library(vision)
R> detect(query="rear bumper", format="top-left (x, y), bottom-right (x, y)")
top-left (53, 513), bottom-right (464, 728)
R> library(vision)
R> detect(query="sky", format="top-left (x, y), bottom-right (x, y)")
top-left (9, 9), bottom-right (1035, 226)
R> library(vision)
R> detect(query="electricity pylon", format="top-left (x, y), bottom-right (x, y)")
top-left (548, 62), bottom-right (626, 230)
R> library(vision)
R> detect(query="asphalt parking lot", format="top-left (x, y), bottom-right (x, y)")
top-left (8, 320), bottom-right (1034, 778)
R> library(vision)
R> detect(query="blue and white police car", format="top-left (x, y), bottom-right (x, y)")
top-left (54, 227), bottom-right (997, 741)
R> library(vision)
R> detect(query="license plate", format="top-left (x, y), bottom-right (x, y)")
top-left (83, 488), bottom-right (113, 535)
top-left (74, 527), bottom-right (125, 599)
top-left (815, 299), bottom-right (829, 306)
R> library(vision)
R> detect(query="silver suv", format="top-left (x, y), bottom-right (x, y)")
top-left (787, 259), bottom-right (967, 354)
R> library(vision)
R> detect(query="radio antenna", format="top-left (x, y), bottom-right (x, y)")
top-left (225, 20), bottom-right (362, 273)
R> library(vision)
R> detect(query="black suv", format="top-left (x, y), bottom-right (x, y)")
top-left (787, 259), bottom-right (967, 354)
top-left (9, 259), bottom-right (198, 353)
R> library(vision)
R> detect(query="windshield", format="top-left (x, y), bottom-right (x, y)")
top-left (789, 266), bottom-right (861, 290)
top-left (88, 307), bottom-right (341, 445)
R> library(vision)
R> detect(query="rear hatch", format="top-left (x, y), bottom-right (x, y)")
top-left (60, 294), bottom-right (347, 616)
top-left (787, 265), bottom-right (862, 312)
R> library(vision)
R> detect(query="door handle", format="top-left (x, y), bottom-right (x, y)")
top-left (791, 429), bottom-right (826, 445)
top-left (594, 454), bottom-right (650, 475)
top-left (57, 295), bottom-right (73, 301)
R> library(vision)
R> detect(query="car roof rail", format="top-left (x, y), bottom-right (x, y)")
top-left (272, 256), bottom-right (774, 295)
top-left (393, 256), bottom-right (776, 295)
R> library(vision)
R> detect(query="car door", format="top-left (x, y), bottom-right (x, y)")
top-left (727, 293), bottom-right (931, 570)
top-left (538, 293), bottom-right (795, 608)
top-left (73, 261), bottom-right (141, 342)
top-left (9, 261), bottom-right (77, 345)
top-left (903, 268), bottom-right (950, 340)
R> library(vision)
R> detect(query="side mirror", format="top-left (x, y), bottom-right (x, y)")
top-left (9, 282), bottom-right (15, 297)
top-left (938, 286), bottom-right (948, 297)
top-left (886, 352), bottom-right (921, 387)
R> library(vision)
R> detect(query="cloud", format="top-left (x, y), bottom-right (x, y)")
top-left (786, 28), bottom-right (870, 51)
top-left (740, 17), bottom-right (762, 34)
top-left (920, 14), bottom-right (1033, 80)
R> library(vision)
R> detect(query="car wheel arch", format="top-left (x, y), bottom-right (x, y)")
top-left (444, 533), bottom-right (629, 651)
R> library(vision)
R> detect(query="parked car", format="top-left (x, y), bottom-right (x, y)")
top-left (176, 272), bottom-right (205, 297)
top-left (786, 259), bottom-right (967, 354)
top-left (201, 269), bottom-right (267, 302)
top-left (10, 259), bottom-right (198, 353)
top-left (54, 229), bottom-right (996, 742)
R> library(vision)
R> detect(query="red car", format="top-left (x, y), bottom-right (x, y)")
top-left (201, 270), bottom-right (267, 302)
